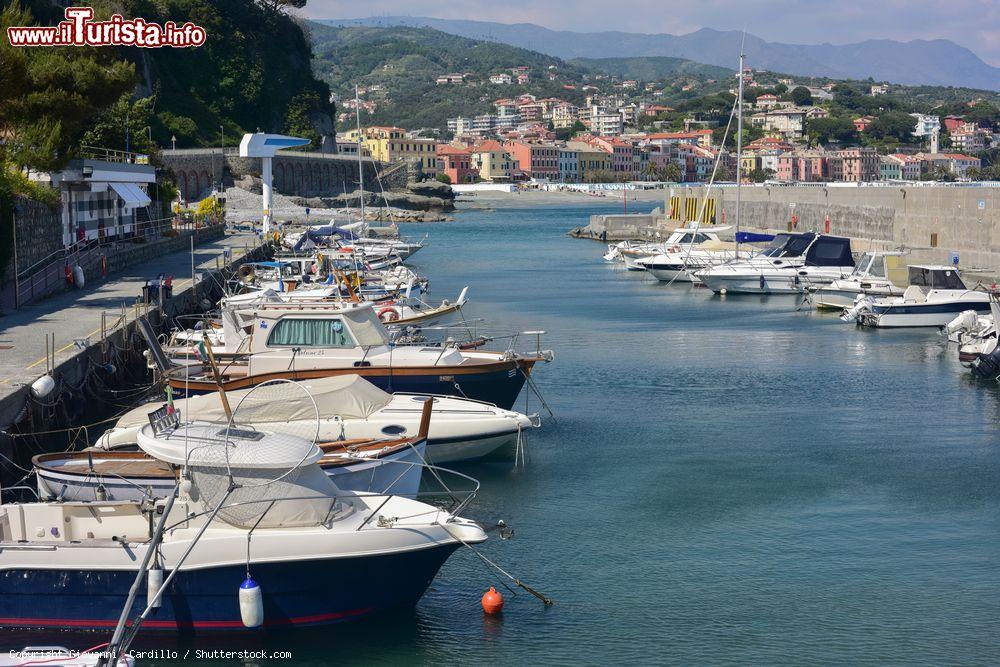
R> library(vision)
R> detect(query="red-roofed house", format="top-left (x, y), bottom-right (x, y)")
top-left (588, 136), bottom-right (638, 177)
top-left (470, 140), bottom-right (519, 181)
top-left (436, 145), bottom-right (478, 184)
top-left (756, 93), bottom-right (780, 109)
top-left (853, 116), bottom-right (876, 132)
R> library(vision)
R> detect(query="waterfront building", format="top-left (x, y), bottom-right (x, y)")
top-left (588, 136), bottom-right (637, 178)
top-left (343, 126), bottom-right (439, 175)
top-left (565, 140), bottom-right (613, 181)
top-left (436, 145), bottom-right (478, 184)
top-left (504, 140), bottom-right (560, 180)
top-left (558, 144), bottom-right (579, 182)
top-left (879, 156), bottom-right (904, 181)
top-left (470, 139), bottom-right (518, 181)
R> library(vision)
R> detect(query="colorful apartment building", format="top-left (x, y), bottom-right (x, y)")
top-left (565, 140), bottom-right (613, 181)
top-left (503, 140), bottom-right (559, 180)
top-left (343, 126), bottom-right (439, 175)
top-left (470, 140), bottom-right (519, 182)
top-left (436, 145), bottom-right (478, 184)
top-left (836, 147), bottom-right (879, 182)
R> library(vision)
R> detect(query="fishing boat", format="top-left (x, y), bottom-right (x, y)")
top-left (97, 376), bottom-right (538, 464)
top-left (150, 304), bottom-right (552, 410)
top-left (0, 401), bottom-right (486, 635)
top-left (812, 251), bottom-right (908, 310)
top-left (696, 232), bottom-right (856, 294)
top-left (945, 298), bottom-right (999, 369)
top-left (848, 266), bottom-right (991, 328)
top-left (637, 227), bottom-right (749, 283)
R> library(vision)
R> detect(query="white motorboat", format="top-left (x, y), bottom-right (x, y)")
top-left (99, 375), bottom-right (537, 463)
top-left (155, 302), bottom-right (551, 410)
top-left (696, 232), bottom-right (856, 294)
top-left (638, 227), bottom-right (749, 283)
top-left (813, 251), bottom-right (908, 310)
top-left (849, 265), bottom-right (991, 328)
top-left (0, 412), bottom-right (486, 635)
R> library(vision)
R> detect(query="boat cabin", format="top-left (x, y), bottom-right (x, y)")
top-left (907, 265), bottom-right (968, 291)
top-left (249, 303), bottom-right (392, 355)
top-left (666, 228), bottom-right (720, 245)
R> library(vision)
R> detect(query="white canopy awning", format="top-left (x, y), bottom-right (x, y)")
top-left (110, 182), bottom-right (151, 208)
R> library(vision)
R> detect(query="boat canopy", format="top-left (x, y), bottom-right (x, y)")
top-left (117, 376), bottom-right (393, 428)
top-left (291, 226), bottom-right (360, 252)
top-left (804, 235), bottom-right (854, 267)
top-left (736, 232), bottom-right (775, 243)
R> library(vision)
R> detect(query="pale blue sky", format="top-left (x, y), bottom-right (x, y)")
top-left (299, 0), bottom-right (1000, 67)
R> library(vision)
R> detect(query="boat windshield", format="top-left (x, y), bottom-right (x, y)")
top-left (908, 267), bottom-right (967, 290)
top-left (759, 234), bottom-right (792, 257)
top-left (761, 234), bottom-right (813, 258)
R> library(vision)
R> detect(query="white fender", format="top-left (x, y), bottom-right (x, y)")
top-left (72, 265), bottom-right (85, 289)
top-left (239, 577), bottom-right (264, 628)
top-left (30, 374), bottom-right (55, 399)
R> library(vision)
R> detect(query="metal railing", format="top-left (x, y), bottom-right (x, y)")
top-left (12, 215), bottom-right (213, 309)
top-left (79, 145), bottom-right (152, 164)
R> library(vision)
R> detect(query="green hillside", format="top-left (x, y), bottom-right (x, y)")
top-left (571, 56), bottom-right (733, 82)
top-left (309, 24), bottom-right (593, 130)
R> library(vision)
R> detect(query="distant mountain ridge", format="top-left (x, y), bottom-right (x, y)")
top-left (320, 17), bottom-right (1000, 91)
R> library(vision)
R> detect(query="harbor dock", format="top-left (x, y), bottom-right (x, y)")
top-left (0, 230), bottom-right (267, 476)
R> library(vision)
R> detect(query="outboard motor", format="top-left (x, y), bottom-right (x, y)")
top-left (970, 347), bottom-right (1000, 380)
top-left (841, 295), bottom-right (873, 323)
top-left (944, 310), bottom-right (979, 337)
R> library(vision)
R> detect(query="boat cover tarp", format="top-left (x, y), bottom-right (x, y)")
top-left (736, 232), bottom-right (775, 243)
top-left (292, 226), bottom-right (359, 252)
top-left (116, 375), bottom-right (393, 428)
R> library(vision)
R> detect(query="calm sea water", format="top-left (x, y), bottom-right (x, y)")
top-left (9, 199), bottom-right (1000, 665)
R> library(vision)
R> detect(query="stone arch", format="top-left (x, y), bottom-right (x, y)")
top-left (187, 170), bottom-right (200, 201)
top-left (275, 162), bottom-right (286, 193)
top-left (322, 164), bottom-right (331, 192)
top-left (199, 170), bottom-right (211, 198)
top-left (294, 163), bottom-right (304, 195)
top-left (176, 172), bottom-right (187, 203)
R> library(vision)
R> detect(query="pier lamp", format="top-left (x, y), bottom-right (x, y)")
top-left (238, 133), bottom-right (310, 235)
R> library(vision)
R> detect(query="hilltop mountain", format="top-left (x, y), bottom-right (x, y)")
top-left (570, 57), bottom-right (732, 82)
top-left (307, 24), bottom-right (734, 131)
top-left (323, 17), bottom-right (1000, 92)
top-left (308, 24), bottom-right (591, 130)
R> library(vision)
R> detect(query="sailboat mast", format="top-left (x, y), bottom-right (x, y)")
top-left (355, 85), bottom-right (366, 226)
top-left (735, 44), bottom-right (745, 253)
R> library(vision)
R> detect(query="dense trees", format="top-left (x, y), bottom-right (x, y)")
top-left (806, 116), bottom-right (857, 146)
top-left (790, 86), bottom-right (813, 106)
top-left (0, 3), bottom-right (135, 171)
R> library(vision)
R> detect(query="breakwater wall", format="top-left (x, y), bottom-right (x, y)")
top-left (577, 185), bottom-right (1000, 274)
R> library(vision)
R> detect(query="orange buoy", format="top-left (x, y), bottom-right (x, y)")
top-left (481, 586), bottom-right (504, 614)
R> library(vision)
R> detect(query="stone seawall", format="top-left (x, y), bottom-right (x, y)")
top-left (159, 149), bottom-right (409, 202)
top-left (578, 185), bottom-right (1000, 274)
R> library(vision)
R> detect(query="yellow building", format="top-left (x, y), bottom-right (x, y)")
top-left (470, 140), bottom-right (518, 182)
top-left (566, 141), bottom-right (612, 180)
top-left (343, 126), bottom-right (439, 175)
top-left (740, 153), bottom-right (761, 174)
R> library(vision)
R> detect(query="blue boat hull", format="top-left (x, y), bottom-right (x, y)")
top-left (0, 544), bottom-right (460, 633)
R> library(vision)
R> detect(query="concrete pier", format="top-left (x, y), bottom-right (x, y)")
top-left (0, 230), bottom-right (267, 479)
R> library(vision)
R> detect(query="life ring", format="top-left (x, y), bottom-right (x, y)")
top-left (378, 307), bottom-right (400, 323)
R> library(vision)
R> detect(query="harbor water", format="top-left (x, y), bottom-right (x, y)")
top-left (10, 199), bottom-right (1000, 665)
